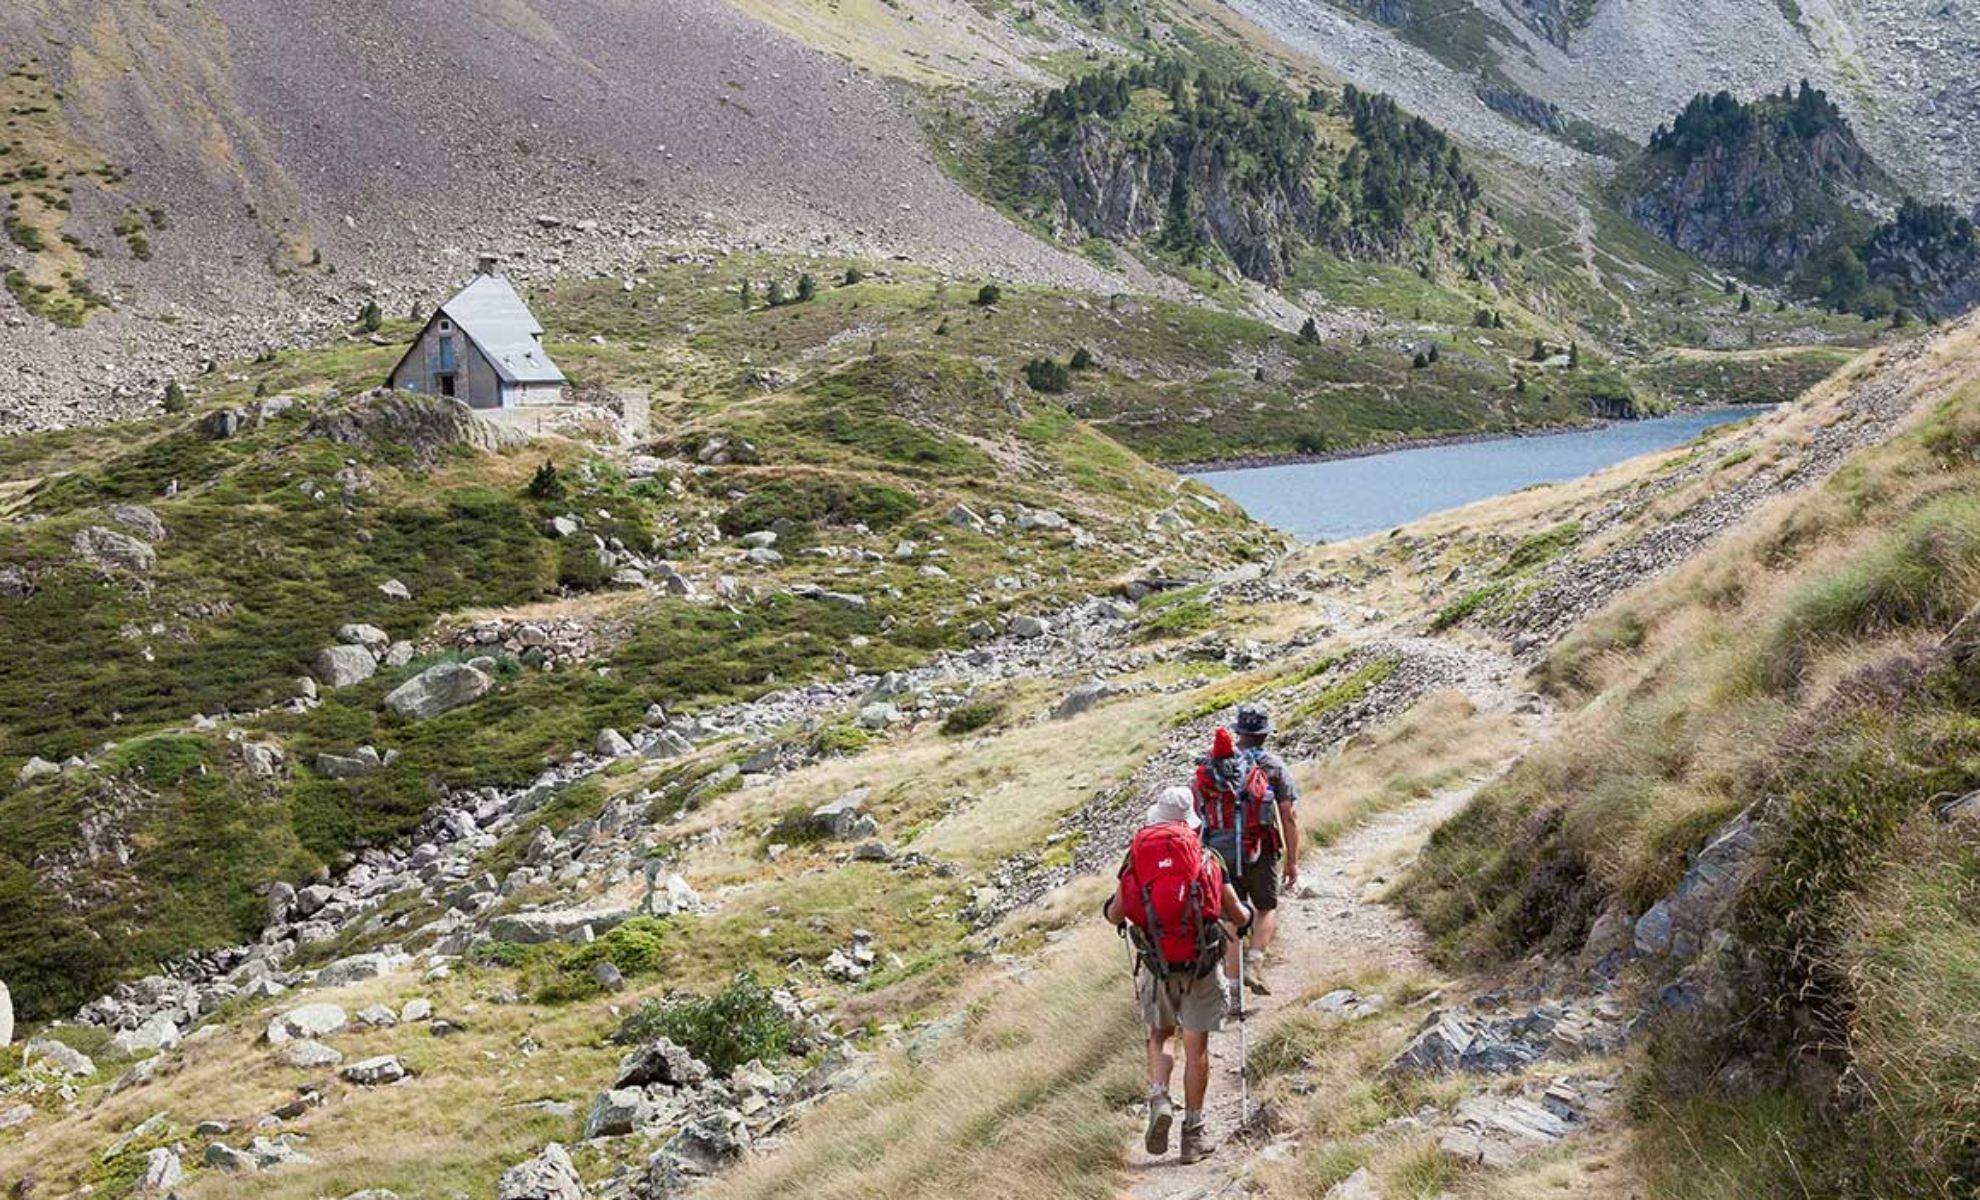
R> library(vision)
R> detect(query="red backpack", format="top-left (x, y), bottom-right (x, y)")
top-left (1192, 727), bottom-right (1280, 862)
top-left (1117, 821), bottom-right (1225, 980)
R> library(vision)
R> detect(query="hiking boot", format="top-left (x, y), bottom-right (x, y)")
top-left (1144, 1093), bottom-right (1174, 1155)
top-left (1243, 953), bottom-right (1272, 996)
top-left (1179, 1120), bottom-right (1216, 1165)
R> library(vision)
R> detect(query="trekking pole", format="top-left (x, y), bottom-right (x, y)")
top-left (1231, 776), bottom-right (1251, 1129)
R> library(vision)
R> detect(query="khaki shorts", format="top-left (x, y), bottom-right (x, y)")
top-left (1137, 967), bottom-right (1229, 1033)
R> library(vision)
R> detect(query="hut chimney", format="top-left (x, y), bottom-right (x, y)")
top-left (475, 253), bottom-right (501, 277)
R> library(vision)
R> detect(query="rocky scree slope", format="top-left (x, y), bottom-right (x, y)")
top-left (1225, 0), bottom-right (1980, 204)
top-left (0, 0), bottom-right (1118, 431)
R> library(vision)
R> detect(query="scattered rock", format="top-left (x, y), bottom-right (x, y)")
top-left (1052, 680), bottom-right (1111, 719)
top-left (615, 1038), bottom-right (710, 1088)
top-left (495, 1142), bottom-right (585, 1200)
top-left (340, 1055), bottom-right (408, 1086)
top-left (584, 1087), bottom-right (654, 1138)
top-left (135, 1147), bottom-right (183, 1193)
top-left (1010, 615), bottom-right (1050, 639)
top-left (595, 727), bottom-right (634, 758)
top-left (378, 578), bottom-right (413, 601)
top-left (1325, 1167), bottom-right (1382, 1200)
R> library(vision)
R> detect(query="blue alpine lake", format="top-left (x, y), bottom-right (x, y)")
top-left (1195, 408), bottom-right (1765, 542)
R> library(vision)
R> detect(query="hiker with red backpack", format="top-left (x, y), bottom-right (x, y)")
top-left (1192, 704), bottom-right (1301, 998)
top-left (1105, 786), bottom-right (1253, 1164)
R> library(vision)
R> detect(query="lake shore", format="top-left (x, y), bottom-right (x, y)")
top-left (1170, 405), bottom-right (1765, 474)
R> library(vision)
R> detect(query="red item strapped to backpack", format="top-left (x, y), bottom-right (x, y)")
top-left (1117, 821), bottom-right (1225, 979)
top-left (1192, 727), bottom-right (1280, 862)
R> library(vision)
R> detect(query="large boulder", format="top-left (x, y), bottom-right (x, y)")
top-left (276, 1039), bottom-right (343, 1069)
top-left (1052, 680), bottom-right (1112, 720)
top-left (72, 525), bottom-right (156, 573)
top-left (807, 789), bottom-right (871, 839)
top-left (315, 644), bottom-right (378, 689)
top-left (14, 757), bottom-right (59, 786)
top-left (316, 748), bottom-right (381, 779)
top-left (315, 950), bottom-right (410, 988)
top-left (22, 1037), bottom-right (94, 1076)
top-left (583, 1087), bottom-right (654, 1138)
top-left (384, 662), bottom-right (494, 719)
top-left (488, 907), bottom-right (635, 945)
top-left (495, 1143), bottom-right (584, 1200)
top-left (338, 623), bottom-right (392, 652)
top-left (108, 1013), bottom-right (181, 1056)
top-left (615, 1038), bottom-right (710, 1088)
top-left (266, 1002), bottom-right (348, 1045)
top-left (109, 504), bottom-right (168, 543)
top-left (1010, 615), bottom-right (1050, 639)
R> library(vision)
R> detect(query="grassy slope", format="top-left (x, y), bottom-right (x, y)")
top-left (1401, 315), bottom-right (1980, 1195)
top-left (0, 260), bottom-right (1283, 1021)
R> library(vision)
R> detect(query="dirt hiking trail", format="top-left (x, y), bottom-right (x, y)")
top-left (1121, 756), bottom-right (1531, 1199)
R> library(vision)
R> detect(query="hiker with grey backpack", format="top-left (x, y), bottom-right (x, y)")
top-left (1106, 786), bottom-right (1254, 1164)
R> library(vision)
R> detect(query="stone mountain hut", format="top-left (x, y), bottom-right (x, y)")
top-left (387, 257), bottom-right (566, 408)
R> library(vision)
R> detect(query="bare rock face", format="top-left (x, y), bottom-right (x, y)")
top-left (0, 979), bottom-right (12, 1047)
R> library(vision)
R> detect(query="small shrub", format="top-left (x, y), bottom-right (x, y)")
top-left (613, 971), bottom-right (794, 1074)
top-left (941, 701), bottom-right (1003, 736)
top-left (1297, 316), bottom-right (1320, 345)
top-left (558, 542), bottom-right (611, 591)
top-left (842, 268), bottom-right (864, 286)
top-left (1068, 346), bottom-right (1094, 370)
top-left (796, 273), bottom-right (817, 303)
top-left (974, 283), bottom-right (1002, 307)
top-left (359, 299), bottom-right (382, 333)
top-left (161, 381), bottom-right (187, 413)
top-left (563, 916), bottom-right (672, 981)
top-left (526, 460), bottom-right (565, 501)
top-left (1023, 357), bottom-right (1070, 393)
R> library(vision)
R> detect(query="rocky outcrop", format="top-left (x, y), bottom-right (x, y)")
top-left (1859, 198), bottom-right (1980, 319)
top-left (1476, 84), bottom-right (1567, 136)
top-left (1623, 84), bottom-right (1887, 277)
top-left (306, 391), bottom-right (522, 463)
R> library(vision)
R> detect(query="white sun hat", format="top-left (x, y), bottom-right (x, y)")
top-left (1144, 784), bottom-right (1201, 829)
